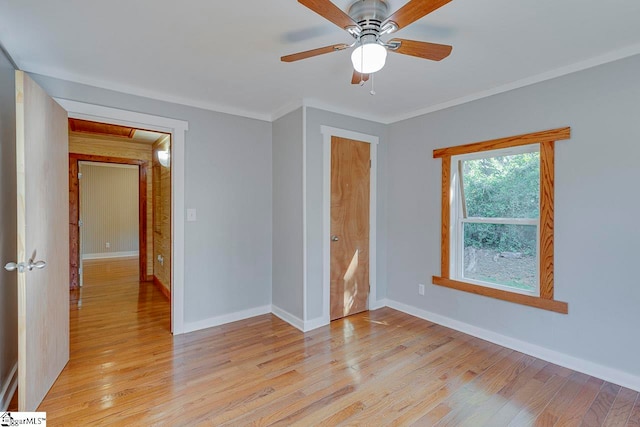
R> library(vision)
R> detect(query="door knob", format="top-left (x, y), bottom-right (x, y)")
top-left (331, 235), bottom-right (339, 242)
top-left (4, 262), bottom-right (24, 272)
top-left (28, 259), bottom-right (47, 270)
top-left (4, 257), bottom-right (46, 273)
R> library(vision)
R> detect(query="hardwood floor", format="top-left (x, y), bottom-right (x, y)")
top-left (11, 257), bottom-right (639, 425)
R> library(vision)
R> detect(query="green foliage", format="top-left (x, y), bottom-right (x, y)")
top-left (462, 151), bottom-right (539, 254)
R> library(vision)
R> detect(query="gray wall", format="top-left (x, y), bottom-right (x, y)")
top-left (305, 107), bottom-right (388, 321)
top-left (32, 73), bottom-right (273, 325)
top-left (387, 55), bottom-right (640, 376)
top-left (272, 108), bottom-right (304, 318)
top-left (0, 48), bottom-right (16, 409)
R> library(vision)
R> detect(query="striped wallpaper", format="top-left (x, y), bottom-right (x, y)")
top-left (79, 162), bottom-right (139, 258)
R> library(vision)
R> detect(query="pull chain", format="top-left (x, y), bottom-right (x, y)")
top-left (360, 42), bottom-right (365, 85)
top-left (370, 72), bottom-right (376, 96)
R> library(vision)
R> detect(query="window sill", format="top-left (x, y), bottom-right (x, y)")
top-left (432, 276), bottom-right (568, 314)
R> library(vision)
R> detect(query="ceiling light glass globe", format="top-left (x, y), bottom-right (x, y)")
top-left (351, 43), bottom-right (387, 74)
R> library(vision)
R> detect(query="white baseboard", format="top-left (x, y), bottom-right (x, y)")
top-left (303, 316), bottom-right (329, 332)
top-left (83, 251), bottom-right (139, 260)
top-left (271, 306), bottom-right (330, 332)
top-left (385, 299), bottom-right (640, 393)
top-left (0, 362), bottom-right (17, 411)
top-left (274, 298), bottom-right (390, 334)
top-left (370, 298), bottom-right (389, 310)
top-left (271, 305), bottom-right (305, 331)
top-left (183, 305), bottom-right (271, 334)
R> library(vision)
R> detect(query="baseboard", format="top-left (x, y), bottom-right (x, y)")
top-left (82, 251), bottom-right (139, 260)
top-left (370, 298), bottom-right (389, 310)
top-left (152, 276), bottom-right (171, 301)
top-left (303, 316), bottom-right (329, 332)
top-left (385, 299), bottom-right (640, 393)
top-left (182, 305), bottom-right (271, 334)
top-left (0, 362), bottom-right (17, 411)
top-left (271, 305), bottom-right (305, 331)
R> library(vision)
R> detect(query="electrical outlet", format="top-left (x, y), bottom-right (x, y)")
top-left (105, 242), bottom-right (110, 249)
top-left (418, 283), bottom-right (425, 296)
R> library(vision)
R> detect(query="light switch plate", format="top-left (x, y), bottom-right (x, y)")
top-left (187, 208), bottom-right (197, 222)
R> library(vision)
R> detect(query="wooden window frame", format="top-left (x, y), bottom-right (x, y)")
top-left (432, 127), bottom-right (570, 314)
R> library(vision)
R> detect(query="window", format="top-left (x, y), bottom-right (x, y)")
top-left (454, 146), bottom-right (540, 295)
top-left (432, 128), bottom-right (570, 314)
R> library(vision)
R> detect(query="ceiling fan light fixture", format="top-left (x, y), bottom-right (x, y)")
top-left (351, 42), bottom-right (387, 74)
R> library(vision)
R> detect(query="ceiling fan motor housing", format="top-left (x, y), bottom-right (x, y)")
top-left (348, 0), bottom-right (390, 42)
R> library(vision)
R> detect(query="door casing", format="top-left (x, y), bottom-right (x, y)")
top-left (321, 126), bottom-right (378, 324)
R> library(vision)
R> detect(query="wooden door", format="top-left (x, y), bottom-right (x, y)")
top-left (15, 71), bottom-right (69, 411)
top-left (330, 136), bottom-right (370, 320)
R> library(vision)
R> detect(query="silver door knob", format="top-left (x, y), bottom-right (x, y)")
top-left (331, 235), bottom-right (339, 242)
top-left (4, 262), bottom-right (23, 272)
top-left (4, 259), bottom-right (46, 273)
top-left (28, 259), bottom-right (47, 270)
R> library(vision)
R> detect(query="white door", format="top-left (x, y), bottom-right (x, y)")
top-left (8, 71), bottom-right (69, 411)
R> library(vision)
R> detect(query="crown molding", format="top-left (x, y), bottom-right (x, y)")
top-left (386, 43), bottom-right (640, 124)
top-left (20, 44), bottom-right (640, 126)
top-left (22, 63), bottom-right (273, 122)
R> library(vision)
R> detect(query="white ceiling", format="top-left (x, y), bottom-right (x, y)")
top-left (1, 0), bottom-right (640, 123)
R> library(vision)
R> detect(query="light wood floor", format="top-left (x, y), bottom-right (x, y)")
top-left (11, 257), bottom-right (640, 425)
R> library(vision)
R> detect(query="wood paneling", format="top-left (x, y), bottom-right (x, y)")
top-left (69, 118), bottom-right (135, 138)
top-left (152, 136), bottom-right (171, 294)
top-left (330, 136), bottom-right (370, 321)
top-left (68, 159), bottom-right (79, 289)
top-left (25, 261), bottom-right (637, 424)
top-left (540, 140), bottom-right (555, 300)
top-left (433, 127), bottom-right (571, 158)
top-left (432, 276), bottom-right (568, 313)
top-left (69, 133), bottom-right (152, 159)
top-left (69, 132), bottom-right (154, 277)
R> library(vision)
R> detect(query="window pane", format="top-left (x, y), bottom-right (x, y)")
top-left (462, 152), bottom-right (539, 218)
top-left (463, 223), bottom-right (537, 292)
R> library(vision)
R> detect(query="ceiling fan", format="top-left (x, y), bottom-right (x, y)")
top-left (281, 0), bottom-right (454, 85)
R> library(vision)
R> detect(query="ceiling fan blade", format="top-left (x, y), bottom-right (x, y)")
top-left (298, 0), bottom-right (358, 30)
top-left (351, 70), bottom-right (370, 84)
top-left (382, 0), bottom-right (452, 31)
top-left (281, 43), bottom-right (349, 62)
top-left (389, 39), bottom-right (452, 61)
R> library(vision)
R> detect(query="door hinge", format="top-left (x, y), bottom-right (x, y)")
top-left (369, 159), bottom-right (371, 168)
top-left (78, 219), bottom-right (84, 227)
top-left (78, 172), bottom-right (82, 179)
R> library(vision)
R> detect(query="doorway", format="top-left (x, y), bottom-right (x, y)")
top-left (321, 126), bottom-right (378, 323)
top-left (330, 136), bottom-right (370, 320)
top-left (57, 98), bottom-right (188, 334)
top-left (70, 155), bottom-right (148, 287)
top-left (67, 119), bottom-right (172, 327)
